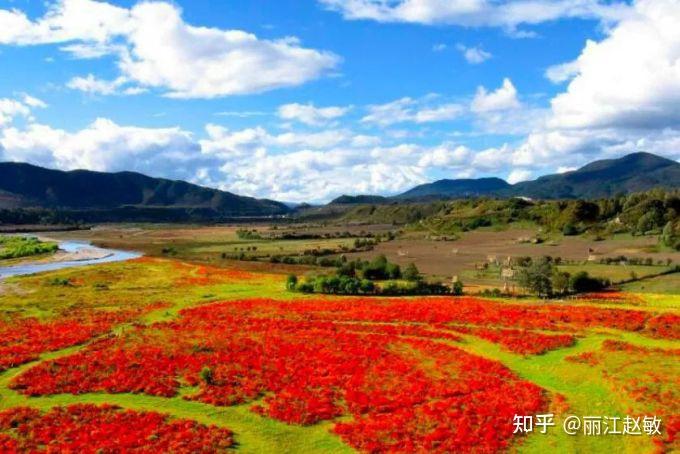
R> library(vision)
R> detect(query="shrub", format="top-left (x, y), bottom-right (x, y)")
top-left (47, 277), bottom-right (72, 287)
top-left (200, 366), bottom-right (214, 385)
top-left (562, 223), bottom-right (578, 236)
top-left (569, 271), bottom-right (608, 293)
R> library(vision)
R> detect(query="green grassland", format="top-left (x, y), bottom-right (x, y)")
top-left (0, 235), bottom-right (58, 261)
top-left (1, 256), bottom-right (678, 453)
top-left (557, 263), bottom-right (672, 283)
top-left (621, 273), bottom-right (680, 294)
top-left (46, 226), bottom-right (382, 271)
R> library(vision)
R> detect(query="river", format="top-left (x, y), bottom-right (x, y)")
top-left (0, 240), bottom-right (141, 280)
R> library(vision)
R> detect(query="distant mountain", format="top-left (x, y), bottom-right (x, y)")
top-left (320, 152), bottom-right (680, 206)
top-left (394, 177), bottom-right (511, 200)
top-left (330, 194), bottom-right (390, 205)
top-left (0, 162), bottom-right (289, 217)
top-left (510, 152), bottom-right (680, 199)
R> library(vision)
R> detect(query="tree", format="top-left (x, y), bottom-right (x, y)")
top-left (286, 274), bottom-right (298, 291)
top-left (517, 257), bottom-right (554, 297)
top-left (403, 263), bottom-right (421, 281)
top-left (661, 221), bottom-right (680, 250)
top-left (363, 254), bottom-right (389, 280)
top-left (452, 280), bottom-right (463, 296)
top-left (385, 262), bottom-right (402, 279)
top-left (552, 271), bottom-right (571, 295)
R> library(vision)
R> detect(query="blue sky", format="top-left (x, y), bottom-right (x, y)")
top-left (0, 0), bottom-right (678, 202)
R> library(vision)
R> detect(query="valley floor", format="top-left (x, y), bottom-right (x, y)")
top-left (0, 232), bottom-right (678, 453)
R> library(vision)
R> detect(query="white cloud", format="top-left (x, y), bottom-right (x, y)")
top-left (319, 0), bottom-right (630, 31)
top-left (3, 0), bottom-right (679, 202)
top-left (494, 0), bottom-right (680, 174)
top-left (214, 111), bottom-right (267, 118)
top-left (66, 74), bottom-right (144, 96)
top-left (0, 95), bottom-right (45, 127)
top-left (362, 98), bottom-right (414, 126)
top-left (417, 144), bottom-right (470, 168)
top-left (0, 0), bottom-right (131, 45)
top-left (277, 103), bottom-right (350, 126)
top-left (507, 168), bottom-right (532, 184)
top-left (0, 114), bottom-right (480, 202)
top-left (21, 95), bottom-right (47, 109)
top-left (275, 130), bottom-right (351, 149)
top-left (432, 43), bottom-right (447, 52)
top-left (60, 42), bottom-right (124, 59)
top-left (471, 78), bottom-right (520, 112)
top-left (456, 44), bottom-right (492, 64)
top-left (547, 0), bottom-right (680, 130)
top-left (414, 104), bottom-right (465, 123)
top-left (0, 118), bottom-right (203, 177)
top-left (0, 99), bottom-right (31, 127)
top-left (362, 97), bottom-right (463, 126)
top-left (0, 0), bottom-right (339, 98)
top-left (544, 60), bottom-right (580, 83)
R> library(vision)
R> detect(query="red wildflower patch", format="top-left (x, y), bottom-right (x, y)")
top-left (236, 296), bottom-right (649, 333)
top-left (644, 313), bottom-right (680, 340)
top-left (0, 404), bottom-right (233, 452)
top-left (12, 298), bottom-right (551, 452)
top-left (580, 291), bottom-right (635, 302)
top-left (11, 295), bottom-right (665, 452)
top-left (0, 307), bottom-right (155, 372)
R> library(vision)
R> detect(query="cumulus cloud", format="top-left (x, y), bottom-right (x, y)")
top-left (0, 95), bottom-right (46, 127)
top-left (277, 103), bottom-right (350, 126)
top-left (456, 44), bottom-right (492, 64)
top-left (0, 99), bottom-right (31, 127)
top-left (471, 78), bottom-right (521, 113)
top-left (0, 0), bottom-right (339, 98)
top-left (318, 0), bottom-right (630, 32)
top-left (2, 0), bottom-right (679, 202)
top-left (491, 0), bottom-right (680, 173)
top-left (417, 144), bottom-right (471, 168)
top-left (0, 118), bottom-right (203, 178)
top-left (546, 0), bottom-right (680, 130)
top-left (0, 113), bottom-right (486, 203)
top-left (362, 97), bottom-right (463, 126)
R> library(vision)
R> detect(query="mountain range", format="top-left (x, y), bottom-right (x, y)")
top-left (0, 163), bottom-right (288, 218)
top-left (330, 152), bottom-right (680, 204)
top-left (0, 152), bottom-right (678, 220)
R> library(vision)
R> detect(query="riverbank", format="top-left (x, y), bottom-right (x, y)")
top-left (0, 239), bottom-right (141, 280)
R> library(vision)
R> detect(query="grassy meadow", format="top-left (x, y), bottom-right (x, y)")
top-left (0, 224), bottom-right (678, 453)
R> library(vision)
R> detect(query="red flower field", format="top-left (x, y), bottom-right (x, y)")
top-left (10, 297), bottom-right (557, 452)
top-left (0, 404), bottom-right (233, 452)
top-left (0, 305), bottom-right (161, 372)
top-left (3, 288), bottom-right (677, 452)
